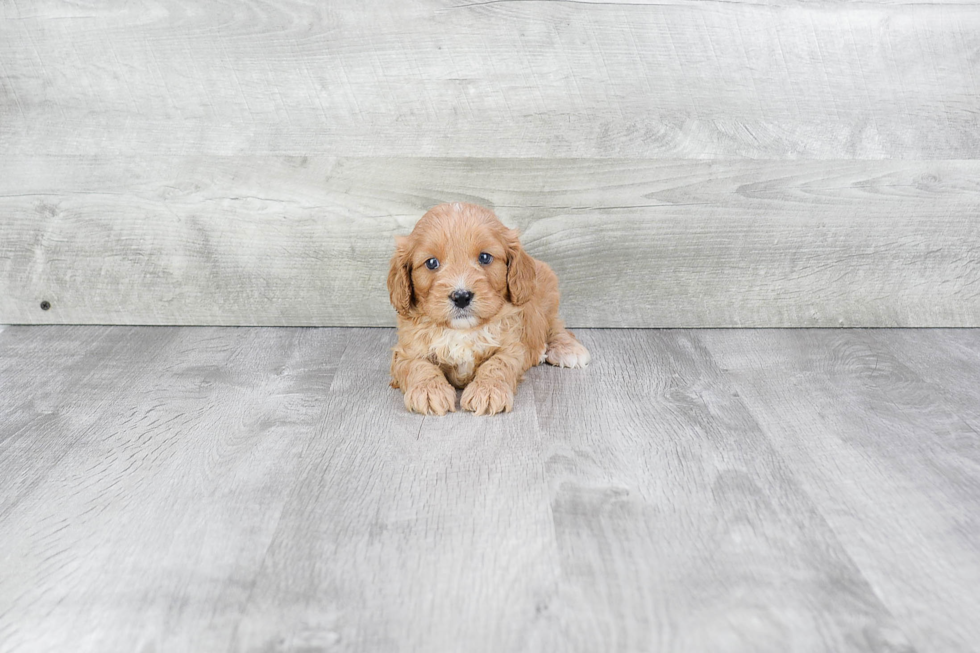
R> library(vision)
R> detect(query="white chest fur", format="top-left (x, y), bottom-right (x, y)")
top-left (428, 323), bottom-right (501, 383)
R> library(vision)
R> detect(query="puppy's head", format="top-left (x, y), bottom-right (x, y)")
top-left (387, 203), bottom-right (536, 328)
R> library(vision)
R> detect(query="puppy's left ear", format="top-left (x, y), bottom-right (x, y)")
top-left (505, 228), bottom-right (536, 305)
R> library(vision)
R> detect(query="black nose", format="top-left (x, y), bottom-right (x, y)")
top-left (451, 290), bottom-right (474, 308)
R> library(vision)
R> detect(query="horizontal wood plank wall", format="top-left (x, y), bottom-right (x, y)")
top-left (2, 1), bottom-right (978, 326)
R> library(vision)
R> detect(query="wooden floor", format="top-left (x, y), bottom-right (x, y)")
top-left (1, 327), bottom-right (978, 653)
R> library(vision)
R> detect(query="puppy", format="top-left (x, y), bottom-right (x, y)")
top-left (387, 202), bottom-right (590, 415)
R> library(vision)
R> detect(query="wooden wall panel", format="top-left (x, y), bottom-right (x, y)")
top-left (2, 157), bottom-right (978, 327)
top-left (2, 0), bottom-right (978, 326)
top-left (1, 0), bottom-right (978, 159)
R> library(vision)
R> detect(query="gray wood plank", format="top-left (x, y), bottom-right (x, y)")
top-left (867, 329), bottom-right (980, 435)
top-left (0, 326), bottom-right (351, 651)
top-left (0, 326), bottom-right (178, 520)
top-left (2, 1), bottom-right (978, 159)
top-left (700, 329), bottom-right (980, 653)
top-left (3, 157), bottom-right (980, 327)
top-left (230, 329), bottom-right (562, 652)
top-left (6, 326), bottom-right (980, 651)
top-left (527, 330), bottom-right (914, 652)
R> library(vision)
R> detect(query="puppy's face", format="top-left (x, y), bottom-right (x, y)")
top-left (388, 203), bottom-right (535, 328)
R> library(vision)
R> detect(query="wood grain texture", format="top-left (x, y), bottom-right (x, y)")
top-left (528, 330), bottom-right (912, 652)
top-left (8, 326), bottom-right (980, 651)
top-left (231, 330), bottom-right (561, 652)
top-left (2, 0), bottom-right (979, 159)
top-left (3, 157), bottom-right (980, 327)
top-left (3, 0), bottom-right (980, 327)
top-left (0, 326), bottom-right (352, 651)
top-left (871, 329), bottom-right (980, 434)
top-left (700, 329), bottom-right (980, 653)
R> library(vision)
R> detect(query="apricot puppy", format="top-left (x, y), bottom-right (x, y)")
top-left (388, 202), bottom-right (590, 415)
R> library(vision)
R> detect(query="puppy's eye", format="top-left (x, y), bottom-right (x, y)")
top-left (478, 252), bottom-right (493, 265)
top-left (425, 257), bottom-right (440, 270)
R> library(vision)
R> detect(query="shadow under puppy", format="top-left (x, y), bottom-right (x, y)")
top-left (388, 202), bottom-right (590, 415)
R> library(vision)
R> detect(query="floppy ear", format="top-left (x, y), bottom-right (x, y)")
top-left (387, 236), bottom-right (414, 316)
top-left (505, 228), bottom-right (536, 305)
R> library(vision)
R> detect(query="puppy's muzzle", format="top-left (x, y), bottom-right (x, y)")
top-left (450, 290), bottom-right (474, 309)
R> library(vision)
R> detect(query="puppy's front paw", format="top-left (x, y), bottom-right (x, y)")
top-left (404, 376), bottom-right (457, 415)
top-left (546, 338), bottom-right (591, 368)
top-left (461, 378), bottom-right (514, 415)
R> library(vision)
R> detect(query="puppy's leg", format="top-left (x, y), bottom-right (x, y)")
top-left (392, 353), bottom-right (457, 416)
top-left (461, 346), bottom-right (525, 415)
top-left (545, 320), bottom-right (591, 369)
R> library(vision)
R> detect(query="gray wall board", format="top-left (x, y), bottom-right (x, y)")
top-left (2, 1), bottom-right (979, 159)
top-left (2, 157), bottom-right (978, 327)
top-left (2, 0), bottom-right (979, 326)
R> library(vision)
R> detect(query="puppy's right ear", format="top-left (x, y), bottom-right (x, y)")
top-left (387, 236), bottom-right (414, 316)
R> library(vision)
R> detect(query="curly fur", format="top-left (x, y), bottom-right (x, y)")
top-left (388, 202), bottom-right (590, 415)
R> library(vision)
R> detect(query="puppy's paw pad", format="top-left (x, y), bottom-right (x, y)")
top-left (404, 377), bottom-right (457, 415)
top-left (546, 340), bottom-right (591, 368)
top-left (461, 379), bottom-right (514, 415)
